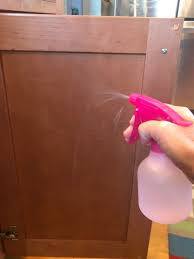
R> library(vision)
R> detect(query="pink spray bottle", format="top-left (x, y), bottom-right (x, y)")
top-left (128, 93), bottom-right (193, 224)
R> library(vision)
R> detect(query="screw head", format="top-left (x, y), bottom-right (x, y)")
top-left (172, 23), bottom-right (180, 31)
top-left (161, 48), bottom-right (168, 54)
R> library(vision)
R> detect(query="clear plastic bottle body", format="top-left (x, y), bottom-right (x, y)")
top-left (138, 151), bottom-right (192, 224)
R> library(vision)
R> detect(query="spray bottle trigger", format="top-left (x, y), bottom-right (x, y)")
top-left (127, 93), bottom-right (192, 148)
top-left (128, 108), bottom-right (140, 144)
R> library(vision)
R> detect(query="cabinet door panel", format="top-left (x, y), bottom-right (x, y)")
top-left (3, 52), bottom-right (145, 241)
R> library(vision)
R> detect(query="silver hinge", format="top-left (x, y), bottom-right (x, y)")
top-left (0, 226), bottom-right (18, 240)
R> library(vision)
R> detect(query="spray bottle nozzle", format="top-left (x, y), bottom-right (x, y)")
top-left (128, 93), bottom-right (192, 150)
top-left (129, 93), bottom-right (139, 104)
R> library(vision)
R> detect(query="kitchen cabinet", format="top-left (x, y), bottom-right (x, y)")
top-left (0, 0), bottom-right (65, 14)
top-left (0, 15), bottom-right (183, 259)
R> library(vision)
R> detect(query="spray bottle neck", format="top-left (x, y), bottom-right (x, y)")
top-left (150, 141), bottom-right (163, 153)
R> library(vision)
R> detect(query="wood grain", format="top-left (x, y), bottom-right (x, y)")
top-left (148, 223), bottom-right (168, 259)
top-left (0, 53), bottom-right (25, 254)
top-left (6, 223), bottom-right (168, 257)
top-left (0, 14), bottom-right (148, 53)
top-left (0, 238), bottom-right (4, 257)
top-left (25, 239), bottom-right (131, 258)
top-left (143, 18), bottom-right (183, 102)
top-left (0, 0), bottom-right (58, 14)
top-left (56, 0), bottom-right (65, 14)
top-left (2, 51), bottom-right (144, 244)
top-left (126, 18), bottom-right (183, 259)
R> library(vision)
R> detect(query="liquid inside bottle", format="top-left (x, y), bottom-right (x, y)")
top-left (138, 151), bottom-right (192, 224)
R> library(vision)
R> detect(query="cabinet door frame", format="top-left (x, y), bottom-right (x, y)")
top-left (0, 15), bottom-right (183, 259)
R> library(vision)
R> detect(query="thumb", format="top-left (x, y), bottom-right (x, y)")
top-left (138, 120), bottom-right (191, 151)
top-left (138, 120), bottom-right (190, 152)
top-left (138, 120), bottom-right (172, 145)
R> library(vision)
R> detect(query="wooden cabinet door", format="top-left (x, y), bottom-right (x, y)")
top-left (0, 15), bottom-right (183, 259)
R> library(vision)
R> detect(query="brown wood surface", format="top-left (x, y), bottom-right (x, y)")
top-left (2, 223), bottom-right (168, 258)
top-left (143, 18), bottom-right (183, 102)
top-left (0, 55), bottom-right (26, 256)
top-left (0, 0), bottom-right (64, 14)
top-left (56, 0), bottom-right (65, 14)
top-left (0, 15), bottom-right (183, 259)
top-left (9, 223), bottom-right (168, 258)
top-left (126, 18), bottom-right (183, 259)
top-left (2, 52), bottom-right (144, 240)
top-left (147, 223), bottom-right (168, 259)
top-left (0, 15), bottom-right (148, 53)
top-left (0, 53), bottom-right (25, 254)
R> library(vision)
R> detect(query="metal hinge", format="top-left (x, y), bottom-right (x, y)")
top-left (0, 226), bottom-right (18, 240)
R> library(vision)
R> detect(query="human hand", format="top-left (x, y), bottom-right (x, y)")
top-left (123, 105), bottom-right (194, 182)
